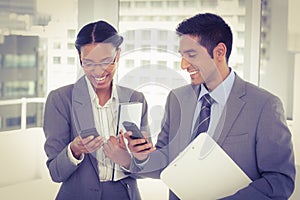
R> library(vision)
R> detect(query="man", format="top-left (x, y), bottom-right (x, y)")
top-left (43, 20), bottom-right (149, 200)
top-left (125, 13), bottom-right (295, 200)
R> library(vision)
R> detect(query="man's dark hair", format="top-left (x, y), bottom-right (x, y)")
top-left (75, 20), bottom-right (123, 53)
top-left (176, 13), bottom-right (233, 62)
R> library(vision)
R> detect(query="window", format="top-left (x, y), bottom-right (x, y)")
top-left (125, 59), bottom-right (134, 68)
top-left (183, 1), bottom-right (196, 7)
top-left (67, 43), bottom-right (74, 50)
top-left (157, 60), bottom-right (167, 67)
top-left (6, 117), bottom-right (21, 127)
top-left (141, 45), bottom-right (151, 51)
top-left (158, 30), bottom-right (168, 41)
top-left (151, 1), bottom-right (162, 8)
top-left (124, 31), bottom-right (135, 41)
top-left (237, 31), bottom-right (244, 40)
top-left (53, 56), bottom-right (61, 64)
top-left (125, 44), bottom-right (134, 51)
top-left (238, 15), bottom-right (245, 24)
top-left (141, 60), bottom-right (150, 66)
top-left (4, 81), bottom-right (36, 97)
top-left (135, 1), bottom-right (147, 8)
top-left (173, 61), bottom-right (181, 70)
top-left (4, 54), bottom-right (18, 68)
top-left (201, 0), bottom-right (217, 7)
top-left (120, 1), bottom-right (131, 8)
top-left (18, 54), bottom-right (36, 68)
top-left (238, 0), bottom-right (246, 7)
top-left (157, 45), bottom-right (167, 52)
top-left (166, 1), bottom-right (179, 7)
top-left (141, 30), bottom-right (151, 40)
top-left (67, 29), bottom-right (76, 39)
top-left (67, 57), bottom-right (75, 65)
top-left (53, 42), bottom-right (61, 49)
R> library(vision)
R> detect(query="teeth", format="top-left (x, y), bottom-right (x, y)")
top-left (189, 71), bottom-right (198, 76)
top-left (95, 76), bottom-right (106, 81)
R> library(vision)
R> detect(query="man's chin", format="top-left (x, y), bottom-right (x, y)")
top-left (191, 79), bottom-right (204, 86)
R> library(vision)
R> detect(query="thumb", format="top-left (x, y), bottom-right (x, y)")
top-left (118, 133), bottom-right (126, 149)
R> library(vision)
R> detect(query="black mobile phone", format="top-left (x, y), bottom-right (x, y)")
top-left (80, 128), bottom-right (99, 139)
top-left (122, 121), bottom-right (145, 140)
top-left (122, 121), bottom-right (150, 150)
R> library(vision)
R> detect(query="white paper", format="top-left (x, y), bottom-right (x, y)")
top-left (161, 133), bottom-right (252, 200)
top-left (117, 102), bottom-right (143, 134)
top-left (114, 102), bottom-right (143, 181)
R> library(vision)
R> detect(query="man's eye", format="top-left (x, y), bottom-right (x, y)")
top-left (188, 54), bottom-right (196, 58)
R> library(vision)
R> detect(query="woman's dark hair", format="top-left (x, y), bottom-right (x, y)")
top-left (75, 20), bottom-right (123, 53)
top-left (176, 13), bottom-right (233, 62)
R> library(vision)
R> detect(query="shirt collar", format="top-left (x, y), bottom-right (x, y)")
top-left (199, 69), bottom-right (235, 106)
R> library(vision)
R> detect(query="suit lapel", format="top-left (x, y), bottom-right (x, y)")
top-left (116, 85), bottom-right (131, 103)
top-left (213, 75), bottom-right (246, 146)
top-left (72, 76), bottom-right (95, 133)
top-left (72, 76), bottom-right (99, 176)
top-left (177, 85), bottom-right (199, 152)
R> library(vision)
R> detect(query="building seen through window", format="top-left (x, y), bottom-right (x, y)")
top-left (0, 0), bottom-right (77, 131)
top-left (0, 0), bottom-right (295, 132)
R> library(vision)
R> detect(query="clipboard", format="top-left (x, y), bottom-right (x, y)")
top-left (160, 133), bottom-right (252, 199)
top-left (113, 101), bottom-right (143, 181)
top-left (116, 102), bottom-right (143, 135)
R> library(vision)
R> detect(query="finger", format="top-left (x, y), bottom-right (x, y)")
top-left (106, 139), bottom-right (115, 150)
top-left (80, 135), bottom-right (95, 145)
top-left (123, 131), bottom-right (132, 140)
top-left (84, 136), bottom-right (105, 152)
top-left (138, 146), bottom-right (156, 154)
top-left (118, 133), bottom-right (126, 148)
top-left (130, 138), bottom-right (148, 146)
top-left (103, 141), bottom-right (111, 152)
top-left (133, 143), bottom-right (153, 153)
top-left (108, 136), bottom-right (118, 145)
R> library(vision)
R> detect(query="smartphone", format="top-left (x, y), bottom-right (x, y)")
top-left (122, 121), bottom-right (149, 149)
top-left (122, 121), bottom-right (145, 139)
top-left (80, 128), bottom-right (99, 139)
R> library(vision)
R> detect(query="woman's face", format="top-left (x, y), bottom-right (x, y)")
top-left (80, 43), bottom-right (120, 92)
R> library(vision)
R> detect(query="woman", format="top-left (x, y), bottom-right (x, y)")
top-left (43, 20), bottom-right (150, 200)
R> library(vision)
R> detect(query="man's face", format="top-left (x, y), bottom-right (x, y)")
top-left (80, 43), bottom-right (119, 91)
top-left (178, 35), bottom-right (219, 86)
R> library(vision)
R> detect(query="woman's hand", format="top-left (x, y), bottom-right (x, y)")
top-left (70, 135), bottom-right (105, 159)
top-left (103, 135), bottom-right (131, 168)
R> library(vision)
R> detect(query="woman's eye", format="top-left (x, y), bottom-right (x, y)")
top-left (83, 63), bottom-right (94, 67)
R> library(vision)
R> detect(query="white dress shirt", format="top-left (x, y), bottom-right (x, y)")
top-left (68, 77), bottom-right (127, 181)
top-left (191, 70), bottom-right (235, 138)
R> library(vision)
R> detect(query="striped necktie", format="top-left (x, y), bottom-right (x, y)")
top-left (191, 94), bottom-right (214, 141)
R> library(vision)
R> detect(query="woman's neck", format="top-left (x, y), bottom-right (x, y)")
top-left (95, 85), bottom-right (112, 106)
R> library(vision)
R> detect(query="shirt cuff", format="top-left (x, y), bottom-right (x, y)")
top-left (67, 143), bottom-right (84, 165)
top-left (133, 155), bottom-right (150, 168)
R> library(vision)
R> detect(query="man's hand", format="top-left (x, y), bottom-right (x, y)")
top-left (103, 135), bottom-right (131, 168)
top-left (70, 135), bottom-right (105, 159)
top-left (124, 131), bottom-right (156, 162)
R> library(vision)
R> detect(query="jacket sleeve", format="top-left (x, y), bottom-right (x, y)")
top-left (43, 89), bottom-right (79, 182)
top-left (129, 91), bottom-right (173, 178)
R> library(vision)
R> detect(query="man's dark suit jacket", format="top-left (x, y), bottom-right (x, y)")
top-left (43, 76), bottom-right (149, 200)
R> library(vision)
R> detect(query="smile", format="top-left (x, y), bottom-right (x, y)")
top-left (95, 76), bottom-right (106, 81)
top-left (189, 71), bottom-right (199, 76)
